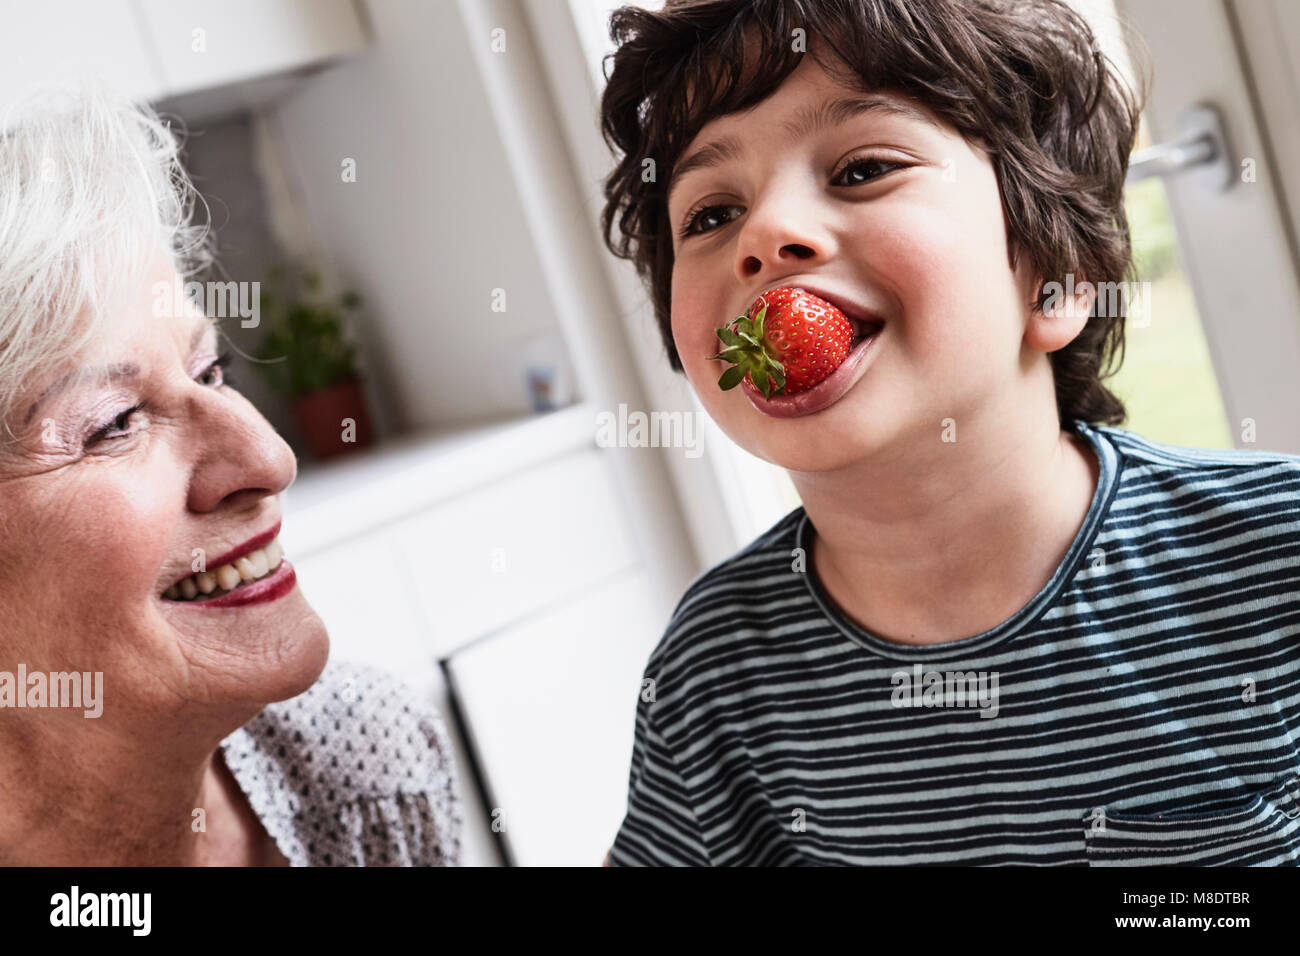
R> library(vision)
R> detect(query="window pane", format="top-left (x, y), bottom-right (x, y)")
top-left (1108, 166), bottom-right (1233, 448)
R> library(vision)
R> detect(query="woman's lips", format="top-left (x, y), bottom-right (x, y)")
top-left (206, 522), bottom-right (281, 571)
top-left (165, 559), bottom-right (297, 610)
top-left (742, 323), bottom-right (884, 418)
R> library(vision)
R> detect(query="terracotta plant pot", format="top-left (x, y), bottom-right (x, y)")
top-left (291, 378), bottom-right (374, 460)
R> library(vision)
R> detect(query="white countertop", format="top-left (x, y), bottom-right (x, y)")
top-left (280, 401), bottom-right (596, 556)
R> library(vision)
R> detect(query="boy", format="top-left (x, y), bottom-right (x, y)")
top-left (598, 0), bottom-right (1300, 865)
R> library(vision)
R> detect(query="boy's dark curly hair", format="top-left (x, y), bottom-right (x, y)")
top-left (599, 0), bottom-right (1147, 426)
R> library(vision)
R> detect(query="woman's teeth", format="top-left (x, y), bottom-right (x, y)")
top-left (164, 539), bottom-right (285, 602)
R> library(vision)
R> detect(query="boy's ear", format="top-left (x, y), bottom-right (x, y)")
top-left (1024, 271), bottom-right (1094, 353)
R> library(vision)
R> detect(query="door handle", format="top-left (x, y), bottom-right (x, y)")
top-left (1126, 104), bottom-right (1233, 191)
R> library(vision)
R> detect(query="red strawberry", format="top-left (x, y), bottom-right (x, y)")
top-left (709, 287), bottom-right (855, 399)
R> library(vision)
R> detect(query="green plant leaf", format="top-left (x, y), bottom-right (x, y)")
top-left (249, 264), bottom-right (361, 399)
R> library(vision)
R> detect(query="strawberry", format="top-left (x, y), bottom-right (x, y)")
top-left (709, 287), bottom-right (855, 399)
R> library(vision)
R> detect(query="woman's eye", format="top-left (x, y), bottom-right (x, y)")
top-left (87, 404), bottom-right (143, 445)
top-left (197, 352), bottom-right (233, 388)
top-left (680, 203), bottom-right (742, 238)
top-left (81, 353), bottom-right (232, 449)
top-left (833, 156), bottom-right (904, 187)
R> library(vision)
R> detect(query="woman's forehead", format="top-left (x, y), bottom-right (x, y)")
top-left (85, 307), bottom-right (216, 364)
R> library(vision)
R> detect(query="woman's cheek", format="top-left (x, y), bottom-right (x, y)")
top-left (52, 468), bottom-right (178, 608)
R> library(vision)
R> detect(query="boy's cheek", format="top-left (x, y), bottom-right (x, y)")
top-left (873, 208), bottom-right (1000, 323)
top-left (670, 300), bottom-right (721, 375)
top-left (671, 315), bottom-right (738, 415)
top-left (675, 332), bottom-right (717, 400)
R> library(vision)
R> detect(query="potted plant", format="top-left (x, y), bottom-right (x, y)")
top-left (254, 264), bottom-right (374, 459)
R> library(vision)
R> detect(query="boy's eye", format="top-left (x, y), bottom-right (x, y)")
top-left (680, 203), bottom-right (742, 238)
top-left (832, 155), bottom-right (906, 187)
top-left (677, 155), bottom-right (907, 239)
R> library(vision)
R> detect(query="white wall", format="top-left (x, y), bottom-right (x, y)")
top-left (260, 0), bottom-right (573, 430)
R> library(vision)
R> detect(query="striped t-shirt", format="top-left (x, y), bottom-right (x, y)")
top-left (608, 420), bottom-right (1300, 866)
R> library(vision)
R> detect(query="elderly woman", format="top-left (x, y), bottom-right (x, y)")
top-left (0, 87), bottom-right (463, 865)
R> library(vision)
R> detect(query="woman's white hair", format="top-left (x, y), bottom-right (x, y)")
top-left (0, 82), bottom-right (211, 425)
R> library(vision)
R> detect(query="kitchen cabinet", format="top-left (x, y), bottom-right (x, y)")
top-left (0, 1), bottom-right (163, 109)
top-left (135, 0), bottom-right (366, 98)
top-left (392, 447), bottom-right (642, 658)
top-left (0, 0), bottom-right (367, 120)
top-left (444, 567), bottom-right (662, 867)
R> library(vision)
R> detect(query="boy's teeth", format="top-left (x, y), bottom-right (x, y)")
top-left (164, 537), bottom-right (286, 602)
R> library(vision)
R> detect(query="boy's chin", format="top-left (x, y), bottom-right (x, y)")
top-left (758, 437), bottom-right (880, 473)
top-left (697, 375), bottom-right (900, 470)
top-left (733, 414), bottom-right (894, 473)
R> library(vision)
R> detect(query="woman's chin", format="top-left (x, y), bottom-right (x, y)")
top-left (160, 585), bottom-right (331, 705)
top-left (264, 604), bottom-right (331, 702)
top-left (247, 593), bottom-right (331, 704)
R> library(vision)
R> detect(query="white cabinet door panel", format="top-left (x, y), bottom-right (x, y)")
top-left (444, 567), bottom-right (663, 867)
top-left (289, 532), bottom-right (431, 683)
top-left (395, 448), bottom-right (642, 657)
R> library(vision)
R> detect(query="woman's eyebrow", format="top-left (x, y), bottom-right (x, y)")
top-left (23, 363), bottom-right (141, 426)
top-left (667, 94), bottom-right (940, 204)
top-left (21, 322), bottom-right (214, 425)
top-left (191, 319), bottom-right (218, 353)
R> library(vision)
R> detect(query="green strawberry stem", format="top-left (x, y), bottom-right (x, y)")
top-left (709, 299), bottom-right (787, 399)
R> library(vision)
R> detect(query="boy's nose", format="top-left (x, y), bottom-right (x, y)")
top-left (734, 192), bottom-right (831, 279)
top-left (739, 241), bottom-right (817, 279)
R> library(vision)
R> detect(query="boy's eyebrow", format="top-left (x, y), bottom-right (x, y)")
top-left (668, 94), bottom-right (940, 204)
top-left (21, 322), bottom-right (213, 425)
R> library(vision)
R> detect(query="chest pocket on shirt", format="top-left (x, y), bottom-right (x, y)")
top-left (1081, 773), bottom-right (1300, 866)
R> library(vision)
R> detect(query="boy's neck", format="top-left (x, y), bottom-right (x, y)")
top-left (791, 402), bottom-right (1100, 646)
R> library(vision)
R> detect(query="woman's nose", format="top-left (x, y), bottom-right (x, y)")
top-left (734, 185), bottom-right (834, 281)
top-left (185, 390), bottom-right (297, 514)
